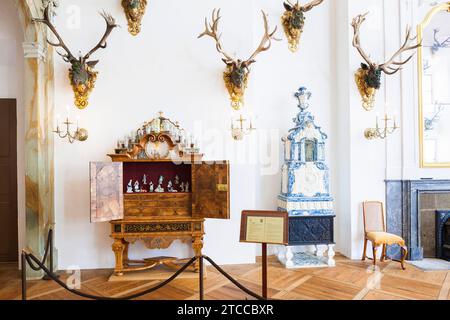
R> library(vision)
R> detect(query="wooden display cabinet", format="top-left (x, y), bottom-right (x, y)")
top-left (90, 114), bottom-right (230, 275)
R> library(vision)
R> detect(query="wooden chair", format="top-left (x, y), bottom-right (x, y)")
top-left (362, 201), bottom-right (408, 270)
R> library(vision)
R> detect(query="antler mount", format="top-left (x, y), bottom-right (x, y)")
top-left (351, 12), bottom-right (420, 110)
top-left (34, 4), bottom-right (117, 109)
top-left (199, 9), bottom-right (278, 110)
top-left (282, 0), bottom-right (324, 52)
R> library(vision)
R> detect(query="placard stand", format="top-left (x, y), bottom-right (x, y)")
top-left (262, 243), bottom-right (268, 299)
top-left (240, 210), bottom-right (289, 300)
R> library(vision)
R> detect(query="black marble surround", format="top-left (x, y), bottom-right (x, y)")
top-left (385, 180), bottom-right (450, 261)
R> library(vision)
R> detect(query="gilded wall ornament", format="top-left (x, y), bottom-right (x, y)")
top-left (352, 12), bottom-right (420, 111)
top-left (281, 0), bottom-right (324, 52)
top-left (34, 4), bottom-right (118, 109)
top-left (354, 66), bottom-right (377, 111)
top-left (198, 9), bottom-right (278, 111)
top-left (121, 0), bottom-right (148, 36)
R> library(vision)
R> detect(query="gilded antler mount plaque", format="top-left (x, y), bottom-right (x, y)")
top-left (121, 0), bottom-right (148, 36)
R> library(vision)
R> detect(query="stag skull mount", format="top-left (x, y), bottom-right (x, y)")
top-left (122, 0), bottom-right (148, 36)
top-left (352, 12), bottom-right (421, 111)
top-left (281, 0), bottom-right (324, 52)
top-left (34, 5), bottom-right (118, 109)
top-left (198, 9), bottom-right (278, 110)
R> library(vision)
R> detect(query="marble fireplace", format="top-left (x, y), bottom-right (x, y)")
top-left (385, 180), bottom-right (450, 261)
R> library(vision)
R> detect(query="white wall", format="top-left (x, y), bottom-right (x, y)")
top-left (51, 0), bottom-right (450, 269)
top-left (52, 0), bottom-right (338, 269)
top-left (0, 0), bottom-right (25, 260)
top-left (335, 0), bottom-right (450, 260)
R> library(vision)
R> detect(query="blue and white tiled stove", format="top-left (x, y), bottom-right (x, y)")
top-left (277, 87), bottom-right (336, 268)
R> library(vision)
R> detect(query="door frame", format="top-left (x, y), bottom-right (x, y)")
top-left (0, 99), bottom-right (18, 262)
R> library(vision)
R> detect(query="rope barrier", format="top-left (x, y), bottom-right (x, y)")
top-left (203, 256), bottom-right (265, 300)
top-left (21, 230), bottom-right (266, 301)
top-left (24, 252), bottom-right (196, 300)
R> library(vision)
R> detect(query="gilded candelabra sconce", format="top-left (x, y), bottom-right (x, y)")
top-left (364, 113), bottom-right (399, 140)
top-left (231, 113), bottom-right (256, 141)
top-left (199, 9), bottom-right (278, 111)
top-left (34, 4), bottom-right (118, 109)
top-left (351, 12), bottom-right (421, 111)
top-left (281, 0), bottom-right (324, 52)
top-left (54, 116), bottom-right (88, 143)
top-left (121, 0), bottom-right (148, 36)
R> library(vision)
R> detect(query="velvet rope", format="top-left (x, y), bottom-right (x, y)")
top-left (21, 229), bottom-right (265, 301)
top-left (24, 252), bottom-right (197, 300)
top-left (203, 255), bottom-right (266, 300)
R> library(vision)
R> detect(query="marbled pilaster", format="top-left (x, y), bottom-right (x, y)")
top-left (16, 0), bottom-right (55, 279)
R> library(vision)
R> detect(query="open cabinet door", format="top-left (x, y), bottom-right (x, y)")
top-left (193, 161), bottom-right (230, 219)
top-left (90, 162), bottom-right (124, 223)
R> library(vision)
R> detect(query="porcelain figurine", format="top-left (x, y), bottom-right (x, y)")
top-left (142, 174), bottom-right (147, 185)
top-left (185, 182), bottom-right (189, 193)
top-left (180, 182), bottom-right (185, 192)
top-left (126, 180), bottom-right (134, 193)
top-left (175, 175), bottom-right (180, 185)
top-left (149, 182), bottom-right (154, 193)
top-left (134, 180), bottom-right (140, 193)
top-left (167, 180), bottom-right (177, 193)
top-left (155, 175), bottom-right (164, 193)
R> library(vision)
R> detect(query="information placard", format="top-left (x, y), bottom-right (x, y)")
top-left (240, 211), bottom-right (288, 245)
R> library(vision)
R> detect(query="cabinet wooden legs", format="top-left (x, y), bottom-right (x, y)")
top-left (192, 235), bottom-right (204, 272)
top-left (112, 234), bottom-right (205, 275)
top-left (112, 239), bottom-right (125, 276)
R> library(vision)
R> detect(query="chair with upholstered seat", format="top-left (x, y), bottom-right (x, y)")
top-left (362, 201), bottom-right (408, 270)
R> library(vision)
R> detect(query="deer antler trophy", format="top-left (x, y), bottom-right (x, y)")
top-left (121, 0), bottom-right (148, 36)
top-left (198, 9), bottom-right (278, 110)
top-left (352, 12), bottom-right (420, 111)
top-left (34, 5), bottom-right (118, 109)
top-left (281, 0), bottom-right (324, 52)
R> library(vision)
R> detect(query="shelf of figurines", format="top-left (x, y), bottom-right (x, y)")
top-left (124, 176), bottom-right (190, 195)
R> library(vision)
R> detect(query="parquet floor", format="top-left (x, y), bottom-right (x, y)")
top-left (1, 254), bottom-right (449, 300)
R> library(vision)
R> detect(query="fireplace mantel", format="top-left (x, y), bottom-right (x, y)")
top-left (385, 180), bottom-right (450, 261)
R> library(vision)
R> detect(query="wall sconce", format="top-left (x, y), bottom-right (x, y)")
top-left (364, 113), bottom-right (399, 140)
top-left (54, 115), bottom-right (88, 143)
top-left (231, 113), bottom-right (255, 141)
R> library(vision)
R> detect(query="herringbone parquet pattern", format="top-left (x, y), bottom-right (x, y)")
top-left (1, 255), bottom-right (449, 300)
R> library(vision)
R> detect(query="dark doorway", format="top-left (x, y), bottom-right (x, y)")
top-left (0, 99), bottom-right (18, 262)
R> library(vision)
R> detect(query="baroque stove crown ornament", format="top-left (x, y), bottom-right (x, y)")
top-left (276, 87), bottom-right (335, 269)
top-left (34, 4), bottom-right (118, 109)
